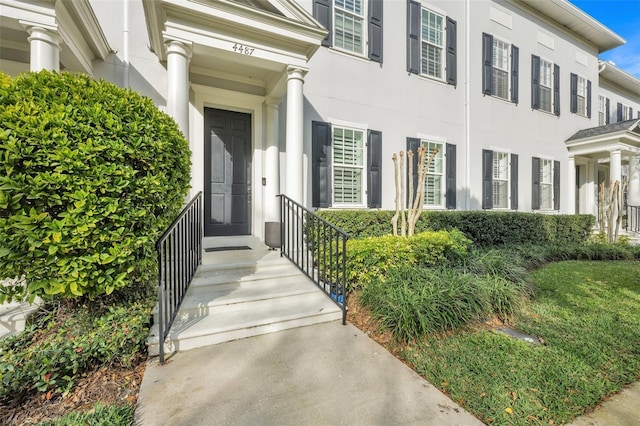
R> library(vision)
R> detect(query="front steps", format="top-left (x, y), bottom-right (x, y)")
top-left (0, 300), bottom-right (40, 339)
top-left (147, 238), bottom-right (343, 357)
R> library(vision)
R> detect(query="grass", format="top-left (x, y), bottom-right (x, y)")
top-left (38, 403), bottom-right (135, 426)
top-left (398, 260), bottom-right (640, 425)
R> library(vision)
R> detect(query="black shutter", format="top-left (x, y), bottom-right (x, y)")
top-left (553, 64), bottom-right (560, 116)
top-left (511, 45), bottom-right (519, 103)
top-left (482, 33), bottom-right (493, 95)
top-left (446, 17), bottom-right (457, 86)
top-left (313, 0), bottom-right (332, 47)
top-left (570, 73), bottom-right (577, 114)
top-left (407, 0), bottom-right (421, 74)
top-left (531, 55), bottom-right (540, 109)
top-left (510, 153), bottom-right (518, 210)
top-left (482, 149), bottom-right (493, 209)
top-left (446, 143), bottom-right (456, 209)
top-left (587, 80), bottom-right (592, 118)
top-left (532, 157), bottom-right (540, 210)
top-left (312, 121), bottom-right (332, 208)
top-left (617, 102), bottom-right (623, 122)
top-left (406, 138), bottom-right (420, 206)
top-left (606, 98), bottom-right (610, 124)
top-left (367, 130), bottom-right (382, 208)
top-left (368, 0), bottom-right (383, 63)
top-left (631, 107), bottom-right (634, 119)
top-left (553, 160), bottom-right (560, 210)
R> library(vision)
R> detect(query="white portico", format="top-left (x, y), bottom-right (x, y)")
top-left (142, 0), bottom-right (325, 239)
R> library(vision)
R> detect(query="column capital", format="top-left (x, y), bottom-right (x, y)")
top-left (265, 97), bottom-right (280, 110)
top-left (286, 66), bottom-right (308, 82)
top-left (20, 22), bottom-right (61, 49)
top-left (164, 37), bottom-right (193, 61)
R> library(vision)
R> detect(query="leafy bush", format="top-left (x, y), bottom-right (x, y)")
top-left (345, 230), bottom-right (471, 290)
top-left (317, 210), bottom-right (595, 247)
top-left (0, 71), bottom-right (191, 301)
top-left (0, 299), bottom-right (150, 403)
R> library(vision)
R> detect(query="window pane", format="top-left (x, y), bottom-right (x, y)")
top-left (420, 141), bottom-right (444, 206)
top-left (540, 86), bottom-right (552, 112)
top-left (492, 152), bottom-right (509, 208)
top-left (421, 43), bottom-right (442, 78)
top-left (422, 10), bottom-right (443, 46)
top-left (334, 9), bottom-right (363, 54)
top-left (425, 175), bottom-right (442, 205)
top-left (334, 167), bottom-right (362, 204)
top-left (492, 69), bottom-right (509, 99)
top-left (333, 127), bottom-right (364, 205)
top-left (493, 181), bottom-right (508, 208)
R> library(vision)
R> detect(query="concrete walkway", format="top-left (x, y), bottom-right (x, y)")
top-left (567, 382), bottom-right (640, 426)
top-left (135, 321), bottom-right (482, 425)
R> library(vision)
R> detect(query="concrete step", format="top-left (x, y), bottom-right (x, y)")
top-left (148, 291), bottom-right (341, 356)
top-left (0, 301), bottom-right (41, 339)
top-left (190, 262), bottom-right (301, 288)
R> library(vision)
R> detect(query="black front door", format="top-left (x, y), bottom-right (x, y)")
top-left (204, 108), bottom-right (251, 236)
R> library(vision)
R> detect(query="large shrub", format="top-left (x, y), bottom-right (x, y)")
top-left (0, 71), bottom-right (191, 301)
top-left (345, 229), bottom-right (471, 290)
top-left (317, 210), bottom-right (594, 246)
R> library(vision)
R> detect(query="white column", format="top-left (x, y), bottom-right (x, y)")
top-left (610, 149), bottom-right (622, 186)
top-left (285, 67), bottom-right (307, 204)
top-left (264, 98), bottom-right (280, 222)
top-left (24, 25), bottom-right (60, 72)
top-left (165, 40), bottom-right (192, 139)
top-left (628, 156), bottom-right (640, 206)
top-left (567, 156), bottom-right (576, 214)
top-left (585, 160), bottom-right (596, 217)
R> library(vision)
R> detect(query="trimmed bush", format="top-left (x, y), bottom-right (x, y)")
top-left (345, 229), bottom-right (471, 291)
top-left (317, 210), bottom-right (595, 246)
top-left (0, 71), bottom-right (191, 301)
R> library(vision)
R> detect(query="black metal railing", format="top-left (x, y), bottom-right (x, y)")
top-left (279, 194), bottom-right (348, 324)
top-left (156, 191), bottom-right (203, 363)
top-left (627, 205), bottom-right (640, 233)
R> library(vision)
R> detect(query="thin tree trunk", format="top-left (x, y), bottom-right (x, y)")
top-left (391, 153), bottom-right (399, 236)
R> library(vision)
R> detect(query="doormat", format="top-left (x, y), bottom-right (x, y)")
top-left (205, 246), bottom-right (252, 252)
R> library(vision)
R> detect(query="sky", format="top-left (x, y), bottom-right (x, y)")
top-left (570, 0), bottom-right (640, 78)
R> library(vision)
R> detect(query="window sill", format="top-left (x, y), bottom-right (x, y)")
top-left (532, 108), bottom-right (558, 117)
top-left (328, 47), bottom-right (370, 63)
top-left (486, 94), bottom-right (516, 105)
top-left (416, 73), bottom-right (447, 86)
top-left (327, 204), bottom-right (368, 210)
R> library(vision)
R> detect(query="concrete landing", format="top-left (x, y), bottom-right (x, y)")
top-left (135, 321), bottom-right (482, 426)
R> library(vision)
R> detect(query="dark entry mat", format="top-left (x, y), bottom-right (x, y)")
top-left (205, 246), bottom-right (252, 252)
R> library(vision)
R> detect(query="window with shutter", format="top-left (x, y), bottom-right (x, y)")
top-left (571, 73), bottom-right (588, 116)
top-left (540, 159), bottom-right (553, 209)
top-left (332, 126), bottom-right (366, 206)
top-left (598, 95), bottom-right (607, 125)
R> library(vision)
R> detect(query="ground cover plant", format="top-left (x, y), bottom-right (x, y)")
top-left (351, 243), bottom-right (640, 425)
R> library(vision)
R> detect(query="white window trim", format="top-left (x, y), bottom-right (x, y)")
top-left (330, 124), bottom-right (368, 208)
top-left (538, 155), bottom-right (555, 211)
top-left (332, 0), bottom-right (368, 58)
top-left (492, 150), bottom-right (511, 209)
top-left (538, 57), bottom-right (554, 114)
top-left (419, 6), bottom-right (446, 82)
top-left (576, 74), bottom-right (588, 117)
top-left (598, 95), bottom-right (606, 126)
top-left (491, 36), bottom-right (512, 101)
top-left (419, 139), bottom-right (446, 209)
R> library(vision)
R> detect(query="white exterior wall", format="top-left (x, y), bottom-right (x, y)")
top-left (468, 0), bottom-right (601, 213)
top-left (301, 0), bottom-right (466, 210)
top-left (598, 80), bottom-right (640, 124)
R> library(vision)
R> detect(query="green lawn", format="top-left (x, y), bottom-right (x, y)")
top-left (400, 260), bottom-right (640, 425)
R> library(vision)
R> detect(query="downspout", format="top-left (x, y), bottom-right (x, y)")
top-left (464, 0), bottom-right (471, 209)
top-left (123, 0), bottom-right (130, 87)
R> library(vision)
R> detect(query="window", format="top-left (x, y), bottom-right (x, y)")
top-left (332, 126), bottom-right (365, 205)
top-left (482, 33), bottom-right (519, 102)
top-left (482, 149), bottom-right (518, 210)
top-left (532, 157), bottom-right (560, 211)
top-left (598, 95), bottom-right (607, 126)
top-left (421, 140), bottom-right (444, 206)
top-left (492, 152), bottom-right (509, 208)
top-left (539, 59), bottom-right (553, 112)
top-left (312, 0), bottom-right (383, 62)
top-left (540, 159), bottom-right (553, 209)
top-left (570, 73), bottom-right (591, 117)
top-left (334, 0), bottom-right (364, 54)
top-left (407, 1), bottom-right (457, 85)
top-left (420, 9), bottom-right (444, 79)
top-left (617, 102), bottom-right (634, 121)
top-left (532, 55), bottom-right (559, 115)
top-left (312, 121), bottom-right (382, 208)
top-left (492, 39), bottom-right (509, 99)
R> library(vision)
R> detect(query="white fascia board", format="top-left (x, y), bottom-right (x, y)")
top-left (268, 0), bottom-right (323, 27)
top-left (0, 0), bottom-right (56, 27)
top-left (599, 62), bottom-right (640, 98)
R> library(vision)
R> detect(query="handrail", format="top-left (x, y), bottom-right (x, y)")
top-left (627, 205), bottom-right (640, 233)
top-left (278, 194), bottom-right (348, 324)
top-left (156, 191), bottom-right (203, 363)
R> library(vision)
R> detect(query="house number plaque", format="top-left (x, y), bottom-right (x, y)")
top-left (231, 43), bottom-right (255, 56)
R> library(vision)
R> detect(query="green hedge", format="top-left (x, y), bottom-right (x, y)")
top-left (0, 71), bottom-right (191, 301)
top-left (345, 229), bottom-right (471, 291)
top-left (316, 210), bottom-right (594, 246)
